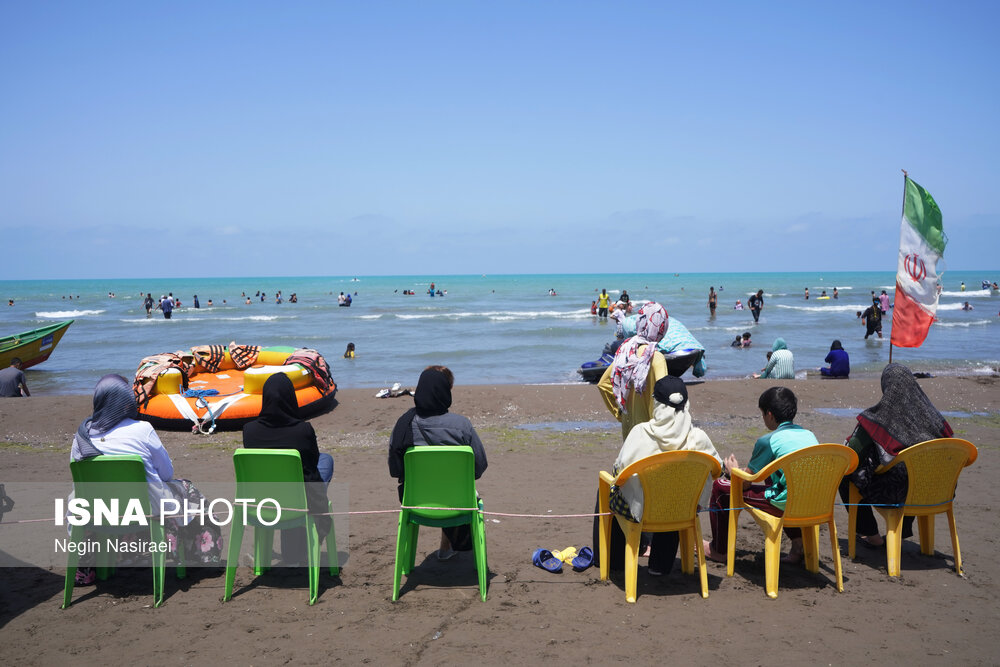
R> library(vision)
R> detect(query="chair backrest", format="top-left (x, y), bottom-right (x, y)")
top-left (232, 449), bottom-right (308, 526)
top-left (402, 446), bottom-right (477, 520)
top-left (615, 450), bottom-right (721, 524)
top-left (889, 438), bottom-right (978, 507)
top-left (755, 444), bottom-right (858, 522)
top-left (70, 455), bottom-right (151, 514)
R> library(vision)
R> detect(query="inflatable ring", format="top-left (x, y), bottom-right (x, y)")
top-left (137, 345), bottom-right (337, 431)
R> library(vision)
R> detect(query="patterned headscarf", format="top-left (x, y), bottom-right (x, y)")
top-left (611, 302), bottom-right (668, 412)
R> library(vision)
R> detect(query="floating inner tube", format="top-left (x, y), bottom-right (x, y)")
top-left (138, 345), bottom-right (336, 431)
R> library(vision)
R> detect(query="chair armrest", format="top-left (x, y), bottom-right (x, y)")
top-left (599, 471), bottom-right (616, 486)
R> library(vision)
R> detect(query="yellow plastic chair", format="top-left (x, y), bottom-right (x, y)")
top-left (727, 444), bottom-right (858, 599)
top-left (847, 437), bottom-right (977, 577)
top-left (598, 450), bottom-right (722, 603)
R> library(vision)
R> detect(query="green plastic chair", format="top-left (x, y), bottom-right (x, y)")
top-left (392, 445), bottom-right (488, 601)
top-left (223, 449), bottom-right (339, 605)
top-left (62, 455), bottom-right (186, 609)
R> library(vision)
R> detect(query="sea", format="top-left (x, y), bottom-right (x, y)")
top-left (2, 271), bottom-right (998, 396)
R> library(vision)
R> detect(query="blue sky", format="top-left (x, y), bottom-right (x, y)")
top-left (1, 2), bottom-right (997, 279)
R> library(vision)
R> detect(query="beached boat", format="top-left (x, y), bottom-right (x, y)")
top-left (0, 320), bottom-right (73, 369)
top-left (135, 344), bottom-right (337, 432)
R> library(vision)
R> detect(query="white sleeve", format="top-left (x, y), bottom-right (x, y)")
top-left (146, 427), bottom-right (174, 482)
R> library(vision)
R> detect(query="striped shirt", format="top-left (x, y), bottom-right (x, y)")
top-left (761, 349), bottom-right (795, 379)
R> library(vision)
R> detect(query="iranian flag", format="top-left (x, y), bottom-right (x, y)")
top-left (891, 175), bottom-right (947, 348)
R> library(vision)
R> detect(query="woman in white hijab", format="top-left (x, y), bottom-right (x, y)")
top-left (597, 376), bottom-right (720, 576)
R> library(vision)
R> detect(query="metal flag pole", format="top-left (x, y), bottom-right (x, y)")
top-left (888, 169), bottom-right (909, 365)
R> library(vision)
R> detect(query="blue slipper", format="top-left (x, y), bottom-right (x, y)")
top-left (532, 548), bottom-right (563, 573)
top-left (571, 546), bottom-right (594, 571)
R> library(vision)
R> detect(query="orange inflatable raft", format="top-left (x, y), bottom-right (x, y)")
top-left (134, 344), bottom-right (337, 432)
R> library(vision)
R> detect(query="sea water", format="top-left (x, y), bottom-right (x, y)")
top-left (1, 271), bottom-right (998, 395)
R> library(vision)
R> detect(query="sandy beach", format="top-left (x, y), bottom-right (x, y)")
top-left (1, 376), bottom-right (998, 665)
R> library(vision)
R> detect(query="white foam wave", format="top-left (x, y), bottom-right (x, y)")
top-left (36, 309), bottom-right (105, 318)
top-left (773, 303), bottom-right (869, 313)
top-left (934, 319), bottom-right (993, 328)
top-left (394, 309), bottom-right (592, 321)
top-left (941, 289), bottom-right (992, 298)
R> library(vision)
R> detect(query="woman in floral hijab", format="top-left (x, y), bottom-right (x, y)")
top-left (599, 302), bottom-right (669, 440)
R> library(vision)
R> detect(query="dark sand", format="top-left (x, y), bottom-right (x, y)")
top-left (1, 376), bottom-right (998, 665)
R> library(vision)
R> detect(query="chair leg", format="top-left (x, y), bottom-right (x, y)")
top-left (620, 517), bottom-right (642, 603)
top-left (151, 523), bottom-right (166, 607)
top-left (693, 522), bottom-right (709, 599)
top-left (473, 514), bottom-right (488, 601)
top-left (598, 509), bottom-right (612, 582)
top-left (326, 501), bottom-right (340, 576)
top-left (307, 520), bottom-right (320, 605)
top-left (406, 522), bottom-right (420, 574)
top-left (762, 523), bottom-right (782, 599)
top-left (947, 509), bottom-right (962, 575)
top-left (392, 511), bottom-right (409, 601)
top-left (883, 509), bottom-right (905, 577)
top-left (223, 522), bottom-right (245, 602)
top-left (801, 525), bottom-right (820, 574)
top-left (254, 527), bottom-right (274, 575)
top-left (62, 526), bottom-right (85, 609)
top-left (918, 515), bottom-right (935, 556)
top-left (828, 519), bottom-right (844, 593)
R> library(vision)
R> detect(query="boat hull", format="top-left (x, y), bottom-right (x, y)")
top-left (0, 320), bottom-right (73, 370)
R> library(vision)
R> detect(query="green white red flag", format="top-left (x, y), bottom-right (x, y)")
top-left (891, 176), bottom-right (947, 348)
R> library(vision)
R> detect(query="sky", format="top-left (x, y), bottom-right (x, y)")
top-left (1, 1), bottom-right (998, 279)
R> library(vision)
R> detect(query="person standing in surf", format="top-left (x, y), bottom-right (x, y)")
top-left (748, 289), bottom-right (764, 323)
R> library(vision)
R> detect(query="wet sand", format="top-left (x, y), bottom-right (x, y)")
top-left (1, 376), bottom-right (998, 665)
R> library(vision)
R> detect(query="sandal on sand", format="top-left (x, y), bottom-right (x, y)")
top-left (857, 534), bottom-right (885, 548)
top-left (571, 547), bottom-right (594, 571)
top-left (532, 548), bottom-right (563, 573)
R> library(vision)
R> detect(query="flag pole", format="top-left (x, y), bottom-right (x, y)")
top-left (889, 169), bottom-right (909, 365)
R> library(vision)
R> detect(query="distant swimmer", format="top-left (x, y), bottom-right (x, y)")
top-left (748, 290), bottom-right (764, 323)
top-left (548, 288), bottom-right (557, 296)
top-left (961, 282), bottom-right (966, 291)
top-left (344, 342), bottom-right (355, 358)
top-left (734, 299), bottom-right (743, 310)
top-left (833, 287), bottom-right (839, 299)
top-left (804, 287), bottom-right (809, 300)
top-left (708, 287), bottom-right (717, 313)
top-left (143, 293), bottom-right (154, 318)
top-left (590, 300), bottom-right (597, 315)
top-left (962, 301), bottom-right (974, 311)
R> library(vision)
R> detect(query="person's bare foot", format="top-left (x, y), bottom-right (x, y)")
top-left (702, 540), bottom-right (726, 563)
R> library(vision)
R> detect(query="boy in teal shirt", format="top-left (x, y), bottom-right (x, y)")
top-left (704, 386), bottom-right (818, 564)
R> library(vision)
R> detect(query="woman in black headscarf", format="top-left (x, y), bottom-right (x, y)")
top-left (243, 373), bottom-right (334, 560)
top-left (839, 363), bottom-right (953, 546)
top-left (388, 366), bottom-right (487, 559)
